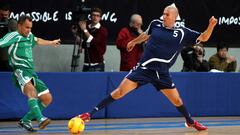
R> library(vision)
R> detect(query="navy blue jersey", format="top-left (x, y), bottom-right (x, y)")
top-left (139, 19), bottom-right (201, 72)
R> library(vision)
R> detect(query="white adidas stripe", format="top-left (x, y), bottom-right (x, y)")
top-left (0, 32), bottom-right (18, 46)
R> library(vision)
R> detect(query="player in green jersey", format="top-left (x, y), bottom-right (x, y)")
top-left (0, 15), bottom-right (61, 132)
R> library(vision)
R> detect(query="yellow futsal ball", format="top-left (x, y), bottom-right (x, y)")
top-left (68, 117), bottom-right (85, 134)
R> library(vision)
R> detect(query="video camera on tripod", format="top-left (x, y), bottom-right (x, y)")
top-left (72, 0), bottom-right (91, 28)
top-left (71, 0), bottom-right (91, 72)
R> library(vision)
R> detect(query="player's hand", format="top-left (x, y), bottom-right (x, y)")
top-left (209, 16), bottom-right (217, 28)
top-left (127, 41), bottom-right (136, 52)
top-left (52, 39), bottom-right (61, 47)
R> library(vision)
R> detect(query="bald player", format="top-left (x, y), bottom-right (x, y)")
top-left (79, 5), bottom-right (217, 131)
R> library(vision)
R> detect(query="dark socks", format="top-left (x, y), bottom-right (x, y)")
top-left (90, 94), bottom-right (116, 115)
top-left (176, 105), bottom-right (194, 124)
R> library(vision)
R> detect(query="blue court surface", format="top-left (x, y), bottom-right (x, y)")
top-left (0, 117), bottom-right (240, 135)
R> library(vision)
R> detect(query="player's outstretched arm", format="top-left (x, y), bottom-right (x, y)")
top-left (127, 32), bottom-right (150, 52)
top-left (37, 38), bottom-right (61, 47)
top-left (197, 16), bottom-right (217, 43)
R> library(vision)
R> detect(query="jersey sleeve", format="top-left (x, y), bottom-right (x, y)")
top-left (30, 33), bottom-right (38, 47)
top-left (145, 19), bottom-right (162, 35)
top-left (0, 32), bottom-right (18, 48)
top-left (182, 27), bottom-right (201, 45)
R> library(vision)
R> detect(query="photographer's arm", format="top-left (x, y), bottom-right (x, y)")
top-left (79, 21), bottom-right (92, 42)
top-left (37, 38), bottom-right (61, 47)
top-left (199, 60), bottom-right (210, 71)
top-left (8, 19), bottom-right (17, 31)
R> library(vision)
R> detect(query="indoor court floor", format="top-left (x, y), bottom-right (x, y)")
top-left (0, 117), bottom-right (240, 135)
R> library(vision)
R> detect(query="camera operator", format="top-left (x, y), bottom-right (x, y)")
top-left (181, 43), bottom-right (210, 72)
top-left (73, 7), bottom-right (108, 72)
top-left (0, 3), bottom-right (17, 71)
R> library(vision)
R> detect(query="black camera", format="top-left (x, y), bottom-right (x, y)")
top-left (194, 45), bottom-right (205, 56)
top-left (73, 0), bottom-right (91, 24)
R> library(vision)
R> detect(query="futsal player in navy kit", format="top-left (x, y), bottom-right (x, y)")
top-left (78, 5), bottom-right (217, 131)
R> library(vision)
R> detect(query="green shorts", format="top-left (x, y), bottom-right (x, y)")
top-left (12, 68), bottom-right (49, 97)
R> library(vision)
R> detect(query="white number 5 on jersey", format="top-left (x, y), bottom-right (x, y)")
top-left (173, 31), bottom-right (178, 37)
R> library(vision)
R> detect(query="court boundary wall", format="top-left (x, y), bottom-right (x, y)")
top-left (0, 72), bottom-right (240, 119)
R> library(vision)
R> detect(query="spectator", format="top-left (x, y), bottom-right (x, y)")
top-left (0, 3), bottom-right (17, 71)
top-left (75, 7), bottom-right (108, 72)
top-left (208, 42), bottom-right (237, 72)
top-left (116, 14), bottom-right (144, 71)
top-left (181, 43), bottom-right (209, 72)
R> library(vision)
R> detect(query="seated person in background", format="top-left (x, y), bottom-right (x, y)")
top-left (181, 43), bottom-right (210, 72)
top-left (116, 14), bottom-right (144, 71)
top-left (208, 42), bottom-right (237, 72)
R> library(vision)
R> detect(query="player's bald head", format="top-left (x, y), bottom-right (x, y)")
top-left (164, 6), bottom-right (179, 19)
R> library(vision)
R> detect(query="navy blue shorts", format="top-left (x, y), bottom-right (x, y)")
top-left (126, 66), bottom-right (176, 90)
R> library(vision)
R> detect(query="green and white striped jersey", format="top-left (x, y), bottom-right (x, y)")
top-left (0, 31), bottom-right (37, 70)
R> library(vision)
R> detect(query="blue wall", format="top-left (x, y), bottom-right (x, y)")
top-left (0, 72), bottom-right (240, 120)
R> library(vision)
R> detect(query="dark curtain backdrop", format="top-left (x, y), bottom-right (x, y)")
top-left (3, 0), bottom-right (240, 46)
